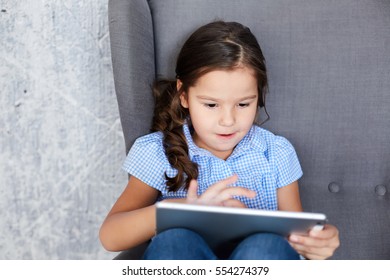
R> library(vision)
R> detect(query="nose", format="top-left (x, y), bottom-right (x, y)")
top-left (219, 108), bottom-right (235, 127)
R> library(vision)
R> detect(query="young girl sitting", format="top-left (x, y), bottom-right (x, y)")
top-left (100, 21), bottom-right (340, 260)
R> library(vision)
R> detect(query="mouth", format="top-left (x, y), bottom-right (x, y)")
top-left (217, 133), bottom-right (236, 139)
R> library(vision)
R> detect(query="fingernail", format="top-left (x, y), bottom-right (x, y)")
top-left (289, 235), bottom-right (299, 242)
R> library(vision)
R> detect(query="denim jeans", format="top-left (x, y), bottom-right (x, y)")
top-left (142, 228), bottom-right (300, 260)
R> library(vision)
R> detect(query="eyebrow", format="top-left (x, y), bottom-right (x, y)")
top-left (196, 95), bottom-right (257, 102)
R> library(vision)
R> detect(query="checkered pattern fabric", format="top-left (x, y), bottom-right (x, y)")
top-left (122, 124), bottom-right (303, 210)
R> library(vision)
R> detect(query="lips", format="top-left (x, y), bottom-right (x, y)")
top-left (217, 133), bottom-right (236, 139)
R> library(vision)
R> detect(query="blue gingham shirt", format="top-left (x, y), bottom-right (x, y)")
top-left (123, 124), bottom-right (303, 210)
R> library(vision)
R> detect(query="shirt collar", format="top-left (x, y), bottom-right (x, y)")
top-left (183, 123), bottom-right (214, 159)
top-left (182, 123), bottom-right (266, 160)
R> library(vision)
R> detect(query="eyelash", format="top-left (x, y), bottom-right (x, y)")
top-left (203, 103), bottom-right (250, 108)
top-left (238, 103), bottom-right (250, 108)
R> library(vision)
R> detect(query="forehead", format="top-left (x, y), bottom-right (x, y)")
top-left (191, 67), bottom-right (257, 94)
top-left (189, 67), bottom-right (258, 99)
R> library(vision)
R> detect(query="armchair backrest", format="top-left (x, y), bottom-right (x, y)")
top-left (109, 0), bottom-right (390, 259)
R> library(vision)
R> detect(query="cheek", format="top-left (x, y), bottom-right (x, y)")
top-left (189, 108), bottom-right (208, 126)
top-left (240, 107), bottom-right (258, 124)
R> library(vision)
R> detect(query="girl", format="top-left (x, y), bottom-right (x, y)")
top-left (100, 21), bottom-right (339, 260)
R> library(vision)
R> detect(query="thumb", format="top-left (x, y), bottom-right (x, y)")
top-left (187, 179), bottom-right (199, 202)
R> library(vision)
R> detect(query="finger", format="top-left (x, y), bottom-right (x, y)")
top-left (222, 199), bottom-right (248, 208)
top-left (309, 224), bottom-right (339, 239)
top-left (303, 253), bottom-right (329, 260)
top-left (201, 174), bottom-right (239, 198)
top-left (291, 225), bottom-right (339, 251)
top-left (222, 174), bottom-right (239, 186)
top-left (288, 242), bottom-right (329, 260)
top-left (289, 234), bottom-right (329, 248)
top-left (211, 174), bottom-right (238, 188)
top-left (186, 179), bottom-right (199, 203)
top-left (300, 251), bottom-right (329, 260)
top-left (288, 237), bottom-right (337, 259)
top-left (287, 241), bottom-right (307, 257)
top-left (218, 187), bottom-right (256, 201)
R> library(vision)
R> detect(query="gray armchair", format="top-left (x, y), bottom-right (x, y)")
top-left (108, 0), bottom-right (390, 259)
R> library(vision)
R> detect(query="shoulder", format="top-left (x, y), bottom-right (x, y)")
top-left (249, 126), bottom-right (295, 155)
top-left (129, 131), bottom-right (166, 157)
top-left (124, 132), bottom-right (167, 170)
top-left (251, 126), bottom-right (296, 153)
top-left (133, 131), bottom-right (164, 147)
top-left (123, 132), bottom-right (173, 191)
top-left (251, 126), bottom-right (302, 187)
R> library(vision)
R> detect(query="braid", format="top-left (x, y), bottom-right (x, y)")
top-left (151, 80), bottom-right (198, 192)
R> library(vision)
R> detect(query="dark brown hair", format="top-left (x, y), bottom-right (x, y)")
top-left (151, 21), bottom-right (268, 192)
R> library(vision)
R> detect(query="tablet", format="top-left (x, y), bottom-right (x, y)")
top-left (156, 202), bottom-right (327, 249)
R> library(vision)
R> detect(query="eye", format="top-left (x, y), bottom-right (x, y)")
top-left (238, 103), bottom-right (250, 108)
top-left (204, 103), bottom-right (218, 108)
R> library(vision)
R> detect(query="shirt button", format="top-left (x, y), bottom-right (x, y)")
top-left (375, 185), bottom-right (387, 196)
top-left (328, 182), bottom-right (340, 193)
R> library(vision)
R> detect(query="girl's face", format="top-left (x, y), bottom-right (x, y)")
top-left (180, 67), bottom-right (258, 160)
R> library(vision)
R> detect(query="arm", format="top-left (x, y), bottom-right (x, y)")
top-left (277, 181), bottom-right (340, 259)
top-left (277, 180), bottom-right (303, 212)
top-left (99, 176), bottom-right (159, 251)
top-left (100, 174), bottom-right (256, 251)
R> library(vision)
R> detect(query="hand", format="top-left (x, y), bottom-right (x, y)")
top-left (288, 224), bottom-right (340, 259)
top-left (186, 175), bottom-right (256, 208)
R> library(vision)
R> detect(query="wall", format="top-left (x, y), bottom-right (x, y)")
top-left (0, 0), bottom-right (127, 259)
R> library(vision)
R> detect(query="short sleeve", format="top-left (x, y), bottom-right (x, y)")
top-left (122, 133), bottom-right (171, 192)
top-left (274, 136), bottom-right (303, 188)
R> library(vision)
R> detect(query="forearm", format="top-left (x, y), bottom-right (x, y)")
top-left (99, 204), bottom-right (156, 252)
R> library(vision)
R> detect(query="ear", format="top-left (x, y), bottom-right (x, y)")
top-left (176, 79), bottom-right (183, 91)
top-left (177, 79), bottom-right (189, 108)
top-left (179, 92), bottom-right (189, 108)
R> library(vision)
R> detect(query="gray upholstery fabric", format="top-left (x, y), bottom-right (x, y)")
top-left (108, 0), bottom-right (155, 153)
top-left (109, 0), bottom-right (390, 259)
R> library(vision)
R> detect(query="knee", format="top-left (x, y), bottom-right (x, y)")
top-left (154, 228), bottom-right (202, 242)
top-left (230, 233), bottom-right (299, 260)
top-left (143, 228), bottom-right (216, 260)
top-left (245, 233), bottom-right (286, 245)
top-left (147, 228), bottom-right (201, 251)
top-left (240, 233), bottom-right (290, 250)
